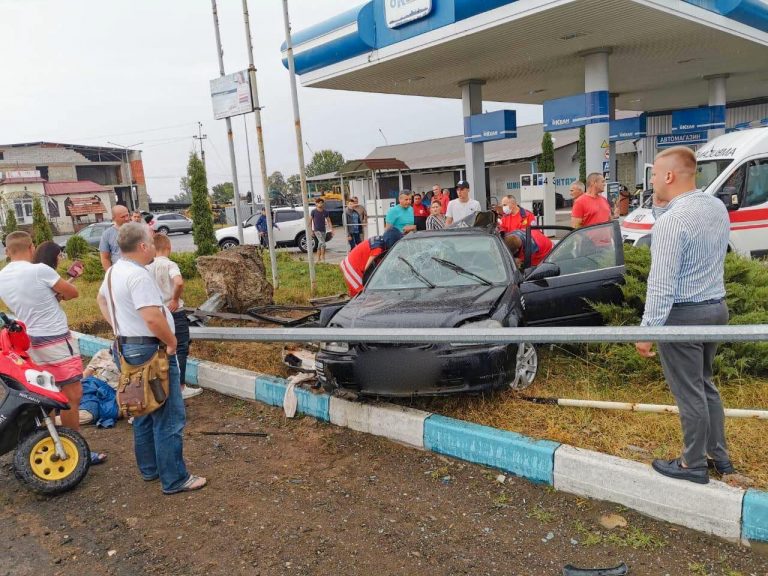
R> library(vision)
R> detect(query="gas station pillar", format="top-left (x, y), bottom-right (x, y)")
top-left (707, 74), bottom-right (728, 140)
top-left (582, 49), bottom-right (611, 178)
top-left (460, 79), bottom-right (486, 203)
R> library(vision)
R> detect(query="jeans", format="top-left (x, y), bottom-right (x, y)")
top-left (348, 231), bottom-right (361, 249)
top-left (172, 311), bottom-right (190, 385)
top-left (117, 343), bottom-right (189, 492)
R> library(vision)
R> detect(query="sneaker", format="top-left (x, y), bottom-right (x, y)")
top-left (182, 386), bottom-right (204, 400)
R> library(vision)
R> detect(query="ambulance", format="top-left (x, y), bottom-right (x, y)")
top-left (621, 127), bottom-right (768, 258)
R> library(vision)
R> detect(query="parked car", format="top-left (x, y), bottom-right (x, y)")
top-left (153, 213), bottom-right (193, 235)
top-left (215, 206), bottom-right (326, 252)
top-left (315, 218), bottom-right (625, 397)
top-left (75, 222), bottom-right (112, 248)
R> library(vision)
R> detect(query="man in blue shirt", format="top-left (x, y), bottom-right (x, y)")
top-left (636, 146), bottom-right (732, 484)
top-left (385, 192), bottom-right (416, 234)
top-left (99, 205), bottom-right (131, 271)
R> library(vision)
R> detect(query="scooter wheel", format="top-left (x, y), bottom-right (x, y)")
top-left (14, 428), bottom-right (91, 495)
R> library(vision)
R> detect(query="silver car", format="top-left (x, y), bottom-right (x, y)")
top-left (153, 213), bottom-right (193, 235)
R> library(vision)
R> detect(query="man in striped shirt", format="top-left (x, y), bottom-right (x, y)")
top-left (636, 146), bottom-right (732, 484)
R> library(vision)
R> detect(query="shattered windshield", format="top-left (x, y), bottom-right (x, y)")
top-left (366, 235), bottom-right (509, 290)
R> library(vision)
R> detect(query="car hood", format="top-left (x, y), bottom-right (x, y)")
top-left (330, 285), bottom-right (507, 328)
top-left (215, 225), bottom-right (247, 239)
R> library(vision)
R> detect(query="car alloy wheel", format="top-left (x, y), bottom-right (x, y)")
top-left (157, 226), bottom-right (170, 235)
top-left (219, 239), bottom-right (239, 250)
top-left (297, 233), bottom-right (319, 253)
top-left (509, 343), bottom-right (538, 390)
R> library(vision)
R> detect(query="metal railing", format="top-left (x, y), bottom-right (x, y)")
top-left (189, 324), bottom-right (768, 344)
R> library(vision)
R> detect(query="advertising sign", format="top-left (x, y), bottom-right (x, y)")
top-left (656, 132), bottom-right (708, 148)
top-left (464, 110), bottom-right (517, 143)
top-left (1, 170), bottom-right (41, 179)
top-left (210, 70), bottom-right (254, 120)
top-left (543, 91), bottom-right (610, 132)
top-left (385, 0), bottom-right (432, 28)
top-left (671, 106), bottom-right (725, 134)
top-left (610, 115), bottom-right (647, 142)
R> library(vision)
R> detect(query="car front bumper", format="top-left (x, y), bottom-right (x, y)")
top-left (316, 343), bottom-right (517, 397)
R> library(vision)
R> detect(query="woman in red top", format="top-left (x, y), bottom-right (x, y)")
top-left (412, 194), bottom-right (429, 231)
top-left (440, 189), bottom-right (450, 215)
top-left (340, 228), bottom-right (403, 297)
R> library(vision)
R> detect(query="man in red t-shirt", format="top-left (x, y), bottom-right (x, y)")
top-left (440, 188), bottom-right (450, 215)
top-left (498, 194), bottom-right (532, 233)
top-left (504, 230), bottom-right (553, 267)
top-left (340, 228), bottom-right (403, 297)
top-left (571, 173), bottom-right (611, 228)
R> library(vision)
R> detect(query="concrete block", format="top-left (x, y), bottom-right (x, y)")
top-left (329, 397), bottom-right (429, 448)
top-left (554, 445), bottom-right (744, 541)
top-left (185, 358), bottom-right (199, 386)
top-left (73, 332), bottom-right (111, 357)
top-left (742, 489), bottom-right (768, 543)
top-left (196, 362), bottom-right (257, 401)
top-left (255, 376), bottom-right (287, 407)
top-left (423, 415), bottom-right (558, 485)
top-left (254, 376), bottom-right (329, 421)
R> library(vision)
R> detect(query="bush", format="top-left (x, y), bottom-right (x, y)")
top-left (169, 252), bottom-right (198, 279)
top-left (82, 255), bottom-right (105, 282)
top-left (32, 197), bottom-right (53, 245)
top-left (187, 152), bottom-right (218, 256)
top-left (593, 245), bottom-right (768, 382)
top-left (2, 208), bottom-right (18, 244)
top-left (65, 235), bottom-right (91, 260)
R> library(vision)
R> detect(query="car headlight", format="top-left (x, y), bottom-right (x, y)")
top-left (320, 341), bottom-right (349, 353)
top-left (451, 318), bottom-right (502, 346)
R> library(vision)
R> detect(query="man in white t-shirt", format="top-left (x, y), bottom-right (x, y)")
top-left (445, 180), bottom-right (481, 226)
top-left (96, 223), bottom-right (206, 494)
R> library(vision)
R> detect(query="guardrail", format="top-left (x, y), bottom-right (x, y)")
top-left (189, 324), bottom-right (768, 344)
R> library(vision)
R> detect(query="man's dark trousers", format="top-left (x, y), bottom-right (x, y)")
top-left (657, 300), bottom-right (730, 469)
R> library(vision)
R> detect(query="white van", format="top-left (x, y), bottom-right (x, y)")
top-left (621, 127), bottom-right (768, 258)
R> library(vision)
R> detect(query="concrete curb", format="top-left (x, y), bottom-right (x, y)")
top-left (71, 331), bottom-right (767, 545)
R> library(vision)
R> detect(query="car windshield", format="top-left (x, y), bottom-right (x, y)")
top-left (696, 159), bottom-right (733, 191)
top-left (366, 234), bottom-right (508, 290)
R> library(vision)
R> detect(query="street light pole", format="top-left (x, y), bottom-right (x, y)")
top-left (210, 0), bottom-right (244, 245)
top-left (282, 0), bottom-right (316, 295)
top-left (241, 0), bottom-right (279, 287)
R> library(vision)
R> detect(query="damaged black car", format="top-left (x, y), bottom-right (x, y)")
top-left (316, 218), bottom-right (625, 397)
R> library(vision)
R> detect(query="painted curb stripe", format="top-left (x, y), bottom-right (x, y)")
top-left (423, 414), bottom-right (559, 485)
top-left (329, 396), bottom-right (429, 449)
top-left (742, 489), bottom-right (768, 542)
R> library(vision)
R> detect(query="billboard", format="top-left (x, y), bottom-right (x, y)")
top-left (464, 110), bottom-right (517, 143)
top-left (543, 91), bottom-right (610, 132)
top-left (210, 70), bottom-right (254, 120)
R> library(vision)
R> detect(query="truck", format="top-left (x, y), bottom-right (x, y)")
top-left (621, 127), bottom-right (768, 258)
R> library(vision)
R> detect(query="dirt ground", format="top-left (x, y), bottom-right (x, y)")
top-left (2, 391), bottom-right (767, 576)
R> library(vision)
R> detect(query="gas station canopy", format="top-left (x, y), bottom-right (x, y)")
top-left (284, 0), bottom-right (768, 112)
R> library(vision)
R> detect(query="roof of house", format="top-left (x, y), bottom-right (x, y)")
top-left (44, 180), bottom-right (109, 196)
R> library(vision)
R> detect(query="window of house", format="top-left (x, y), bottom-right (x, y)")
top-left (0, 151), bottom-right (4, 160)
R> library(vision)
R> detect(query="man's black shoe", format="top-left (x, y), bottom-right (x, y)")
top-left (652, 458), bottom-right (709, 484)
top-left (707, 458), bottom-right (735, 475)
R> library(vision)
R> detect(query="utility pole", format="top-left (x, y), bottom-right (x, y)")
top-left (210, 0), bottom-right (244, 244)
top-left (241, 0), bottom-right (278, 287)
top-left (282, 0), bottom-right (316, 294)
top-left (193, 122), bottom-right (208, 171)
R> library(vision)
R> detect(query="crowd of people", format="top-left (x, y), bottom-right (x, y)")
top-left (0, 210), bottom-right (207, 495)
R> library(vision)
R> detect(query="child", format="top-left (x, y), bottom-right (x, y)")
top-left (146, 234), bottom-right (202, 400)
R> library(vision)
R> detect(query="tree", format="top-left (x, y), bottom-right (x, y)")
top-left (211, 182), bottom-right (234, 205)
top-left (287, 174), bottom-right (301, 195)
top-left (188, 152), bottom-right (217, 256)
top-left (170, 177), bottom-right (193, 203)
top-left (305, 149), bottom-right (344, 177)
top-left (267, 171), bottom-right (288, 196)
top-left (32, 197), bottom-right (53, 245)
top-left (578, 126), bottom-right (587, 184)
top-left (2, 208), bottom-right (18, 244)
top-left (539, 132), bottom-right (555, 173)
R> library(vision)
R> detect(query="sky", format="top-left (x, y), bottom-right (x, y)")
top-left (0, 0), bottom-right (542, 202)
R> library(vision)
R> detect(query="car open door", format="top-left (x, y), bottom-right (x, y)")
top-left (520, 221), bottom-right (625, 326)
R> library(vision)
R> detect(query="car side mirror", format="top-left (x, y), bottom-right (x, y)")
top-left (524, 262), bottom-right (560, 282)
top-left (717, 187), bottom-right (740, 211)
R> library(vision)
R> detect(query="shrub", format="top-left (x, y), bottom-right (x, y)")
top-left (169, 252), bottom-right (198, 279)
top-left (593, 245), bottom-right (768, 382)
top-left (188, 152), bottom-right (218, 256)
top-left (32, 197), bottom-right (53, 245)
top-left (82, 255), bottom-right (105, 282)
top-left (65, 235), bottom-right (91, 260)
top-left (2, 208), bottom-right (18, 244)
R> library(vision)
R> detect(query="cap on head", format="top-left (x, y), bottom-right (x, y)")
top-left (381, 227), bottom-right (403, 248)
top-left (456, 180), bottom-right (470, 190)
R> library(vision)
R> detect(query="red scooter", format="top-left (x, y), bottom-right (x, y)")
top-left (0, 312), bottom-right (90, 494)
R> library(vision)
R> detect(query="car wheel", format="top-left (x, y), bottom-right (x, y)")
top-left (157, 226), bottom-right (170, 235)
top-left (297, 233), bottom-right (319, 253)
top-left (508, 343), bottom-right (538, 390)
top-left (219, 238), bottom-right (239, 250)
